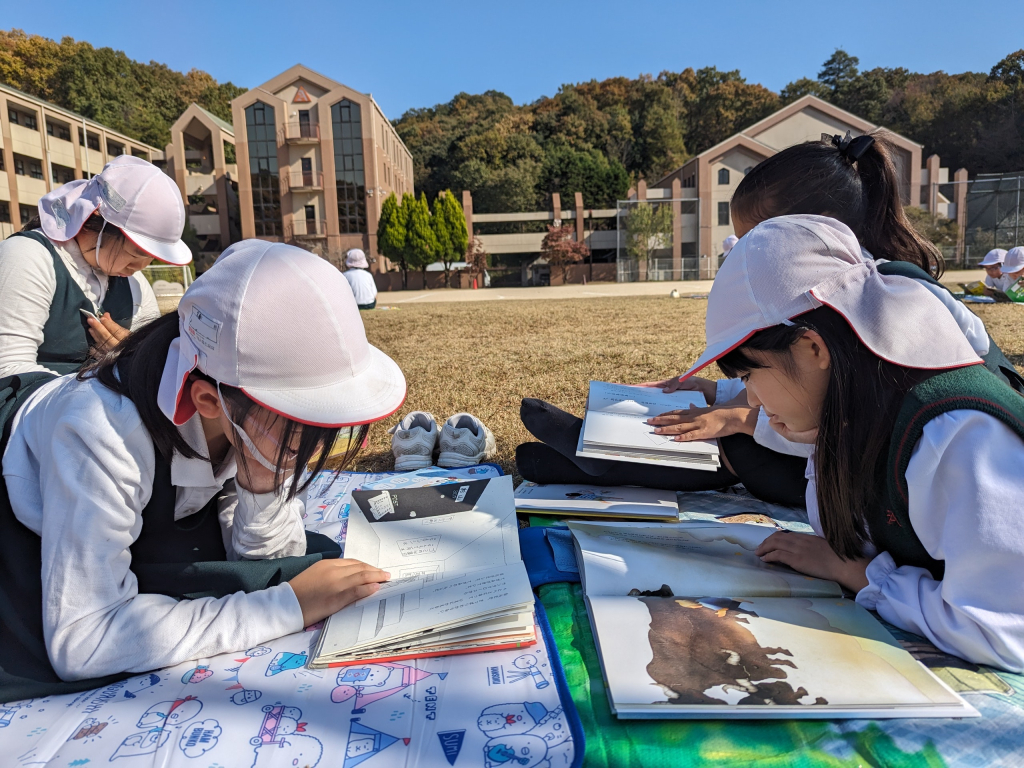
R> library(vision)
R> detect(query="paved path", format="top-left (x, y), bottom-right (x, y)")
top-left (379, 270), bottom-right (987, 305)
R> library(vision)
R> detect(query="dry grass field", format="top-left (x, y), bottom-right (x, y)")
top-left (347, 296), bottom-right (1024, 479)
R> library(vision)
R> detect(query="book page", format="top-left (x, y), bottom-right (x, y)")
top-left (317, 563), bottom-right (534, 656)
top-left (582, 381), bottom-right (719, 457)
top-left (588, 594), bottom-right (969, 718)
top-left (344, 476), bottom-right (521, 578)
top-left (569, 522), bottom-right (842, 598)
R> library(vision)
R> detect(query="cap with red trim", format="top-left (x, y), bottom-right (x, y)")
top-left (38, 155), bottom-right (192, 266)
top-left (156, 239), bottom-right (406, 427)
top-left (679, 214), bottom-right (982, 382)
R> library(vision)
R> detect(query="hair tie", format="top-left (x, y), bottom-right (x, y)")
top-left (823, 130), bottom-right (875, 162)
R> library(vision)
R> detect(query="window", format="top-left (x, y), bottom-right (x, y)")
top-left (300, 157), bottom-right (313, 187)
top-left (46, 120), bottom-right (71, 141)
top-left (9, 108), bottom-right (38, 130)
top-left (744, 166), bottom-right (753, 175)
top-left (0, 201), bottom-right (9, 223)
top-left (718, 202), bottom-right (730, 226)
top-left (52, 164), bottom-right (75, 185)
top-left (297, 110), bottom-right (313, 139)
top-left (244, 101), bottom-right (282, 237)
top-left (717, 168), bottom-right (730, 185)
top-left (330, 99), bottom-right (366, 234)
top-left (20, 204), bottom-right (35, 223)
top-left (107, 141), bottom-right (124, 157)
top-left (0, 153), bottom-right (4, 171)
top-left (131, 147), bottom-right (149, 160)
top-left (78, 128), bottom-right (100, 151)
top-left (13, 155), bottom-right (42, 179)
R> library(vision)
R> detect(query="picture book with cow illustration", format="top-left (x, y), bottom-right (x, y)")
top-left (568, 521), bottom-right (977, 720)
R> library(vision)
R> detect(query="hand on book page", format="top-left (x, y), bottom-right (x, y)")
top-left (756, 531), bottom-right (871, 593)
top-left (568, 522), bottom-right (842, 599)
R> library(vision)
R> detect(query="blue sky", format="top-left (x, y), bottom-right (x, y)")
top-left (6, 1), bottom-right (1022, 120)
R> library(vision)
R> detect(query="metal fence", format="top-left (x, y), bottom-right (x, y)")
top-left (939, 173), bottom-right (1024, 268)
top-left (615, 198), bottom-right (700, 282)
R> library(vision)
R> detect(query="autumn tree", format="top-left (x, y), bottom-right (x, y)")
top-left (540, 224), bottom-right (590, 283)
top-left (465, 236), bottom-right (489, 278)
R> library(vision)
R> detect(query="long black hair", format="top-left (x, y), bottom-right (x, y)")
top-left (78, 313), bottom-right (367, 498)
top-left (732, 131), bottom-right (944, 277)
top-left (718, 306), bottom-right (932, 559)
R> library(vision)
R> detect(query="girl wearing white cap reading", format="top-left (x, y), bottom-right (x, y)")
top-left (343, 248), bottom-right (378, 310)
top-left (683, 214), bottom-right (1024, 671)
top-left (977, 248), bottom-right (1011, 294)
top-left (0, 240), bottom-right (405, 700)
top-left (1000, 246), bottom-right (1024, 287)
top-left (0, 155), bottom-right (193, 377)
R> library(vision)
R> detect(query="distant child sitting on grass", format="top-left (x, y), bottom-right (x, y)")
top-left (695, 215), bottom-right (1024, 671)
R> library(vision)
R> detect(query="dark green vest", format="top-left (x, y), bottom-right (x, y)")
top-left (7, 231), bottom-right (134, 375)
top-left (875, 260), bottom-right (1024, 392)
top-left (0, 372), bottom-right (341, 702)
top-left (868, 364), bottom-right (1024, 580)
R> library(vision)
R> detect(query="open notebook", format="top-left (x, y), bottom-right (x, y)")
top-left (577, 381), bottom-right (721, 471)
top-left (310, 476), bottom-right (535, 667)
top-left (568, 521), bottom-right (977, 720)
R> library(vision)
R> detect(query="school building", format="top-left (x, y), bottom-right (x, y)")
top-left (465, 95), bottom-right (965, 285)
top-left (0, 83), bottom-right (161, 240)
top-left (229, 64), bottom-right (414, 271)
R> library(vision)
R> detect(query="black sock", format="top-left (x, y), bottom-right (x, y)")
top-left (516, 442), bottom-right (611, 484)
top-left (519, 398), bottom-right (610, 475)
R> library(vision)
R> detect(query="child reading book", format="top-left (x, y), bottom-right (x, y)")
top-left (685, 214), bottom-right (1024, 672)
top-left (0, 240), bottom-right (406, 701)
top-left (1000, 246), bottom-right (1024, 287)
top-left (517, 132), bottom-right (1020, 502)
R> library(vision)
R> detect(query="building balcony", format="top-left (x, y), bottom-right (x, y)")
top-left (279, 122), bottom-right (320, 144)
top-left (285, 218), bottom-right (328, 239)
top-left (283, 171), bottom-right (324, 193)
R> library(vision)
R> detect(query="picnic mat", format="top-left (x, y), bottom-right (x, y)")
top-left (0, 466), bottom-right (582, 768)
top-left (537, 574), bottom-right (1024, 768)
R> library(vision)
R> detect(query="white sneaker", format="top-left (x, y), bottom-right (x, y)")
top-left (388, 412), bottom-right (439, 470)
top-left (438, 413), bottom-right (496, 468)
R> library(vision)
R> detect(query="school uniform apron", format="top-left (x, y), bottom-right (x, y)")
top-left (0, 374), bottom-right (340, 702)
top-left (7, 231), bottom-right (133, 375)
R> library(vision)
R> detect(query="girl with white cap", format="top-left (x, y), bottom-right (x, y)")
top-left (0, 155), bottom-right (193, 377)
top-left (977, 248), bottom-right (1010, 294)
top-left (1000, 246), bottom-right (1024, 287)
top-left (0, 240), bottom-right (406, 700)
top-left (686, 214), bottom-right (1024, 671)
top-left (342, 247), bottom-right (378, 310)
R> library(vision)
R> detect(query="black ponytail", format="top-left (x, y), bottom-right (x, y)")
top-left (732, 131), bottom-right (944, 277)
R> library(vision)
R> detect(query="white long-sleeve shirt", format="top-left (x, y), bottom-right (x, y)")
top-left (0, 231), bottom-right (161, 378)
top-left (801, 410), bottom-right (1024, 671)
top-left (2, 374), bottom-right (307, 681)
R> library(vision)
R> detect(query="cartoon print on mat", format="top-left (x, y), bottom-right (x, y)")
top-left (266, 651), bottom-right (308, 676)
top-left (344, 718), bottom-right (409, 768)
top-left (478, 703), bottom-right (573, 768)
top-left (177, 718), bottom-right (222, 758)
top-left (122, 673), bottom-right (161, 699)
top-left (330, 663), bottom-right (446, 714)
top-left (0, 702), bottom-right (28, 728)
top-left (109, 697), bottom-right (203, 761)
top-left (68, 717), bottom-right (114, 742)
top-left (181, 665), bottom-right (213, 684)
top-left (223, 656), bottom-right (263, 704)
top-left (246, 646), bottom-right (272, 658)
top-left (249, 703), bottom-right (322, 768)
top-left (231, 689), bottom-right (263, 706)
top-left (505, 655), bottom-right (549, 690)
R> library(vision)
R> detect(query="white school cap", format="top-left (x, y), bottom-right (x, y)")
top-left (345, 248), bottom-right (369, 268)
top-left (37, 155), bottom-right (192, 266)
top-left (679, 215), bottom-right (981, 382)
top-left (157, 239), bottom-right (406, 427)
top-left (979, 248), bottom-right (1007, 267)
top-left (1001, 246), bottom-right (1024, 274)
top-left (722, 234), bottom-right (739, 256)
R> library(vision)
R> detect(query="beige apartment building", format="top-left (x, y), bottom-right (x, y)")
top-left (0, 83), bottom-right (161, 239)
top-left (161, 103), bottom-right (240, 271)
top-left (231, 65), bottom-right (414, 270)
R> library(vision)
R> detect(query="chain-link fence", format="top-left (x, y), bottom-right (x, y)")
top-left (939, 173), bottom-right (1024, 268)
top-left (615, 198), bottom-right (699, 281)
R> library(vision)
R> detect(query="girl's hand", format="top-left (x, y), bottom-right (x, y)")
top-left (288, 559), bottom-right (391, 626)
top-left (755, 532), bottom-right (870, 593)
top-left (87, 313), bottom-right (129, 353)
top-left (647, 405), bottom-right (758, 441)
top-left (638, 374), bottom-right (717, 402)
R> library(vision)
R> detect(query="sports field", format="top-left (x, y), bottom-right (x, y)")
top-left (354, 296), bottom-right (1024, 478)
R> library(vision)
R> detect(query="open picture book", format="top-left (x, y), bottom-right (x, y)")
top-left (568, 521), bottom-right (978, 719)
top-left (310, 476), bottom-right (535, 667)
top-left (577, 381), bottom-right (721, 471)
